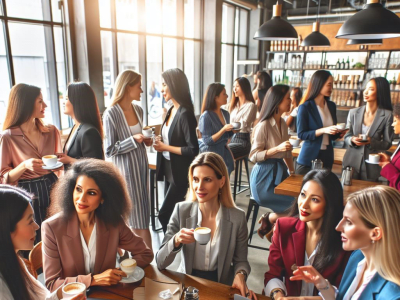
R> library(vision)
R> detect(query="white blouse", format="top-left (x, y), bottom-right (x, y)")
top-left (316, 101), bottom-right (333, 150)
top-left (80, 223), bottom-right (97, 274)
top-left (162, 120), bottom-right (172, 160)
top-left (344, 259), bottom-right (376, 300)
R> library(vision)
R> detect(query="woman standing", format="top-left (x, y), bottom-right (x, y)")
top-left (253, 71), bottom-right (273, 112)
top-left (198, 83), bottom-right (234, 174)
top-left (0, 84), bottom-right (62, 241)
top-left (57, 82), bottom-right (104, 169)
top-left (153, 68), bottom-right (199, 233)
top-left (103, 70), bottom-right (153, 248)
top-left (296, 70), bottom-right (344, 174)
top-left (343, 77), bottom-right (393, 181)
top-left (284, 87), bottom-right (302, 134)
top-left (228, 77), bottom-right (258, 159)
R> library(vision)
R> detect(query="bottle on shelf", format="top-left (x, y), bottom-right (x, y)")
top-left (336, 58), bottom-right (340, 69)
top-left (294, 39), bottom-right (298, 51)
top-left (289, 40), bottom-right (293, 51)
top-left (345, 57), bottom-right (350, 69)
top-left (278, 75), bottom-right (281, 83)
top-left (340, 59), bottom-right (345, 69)
top-left (391, 74), bottom-right (396, 90)
top-left (298, 35), bottom-right (303, 51)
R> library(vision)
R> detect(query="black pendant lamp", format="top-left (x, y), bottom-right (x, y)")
top-left (347, 39), bottom-right (383, 45)
top-left (302, 21), bottom-right (331, 47)
top-left (336, 0), bottom-right (400, 39)
top-left (253, 1), bottom-right (298, 41)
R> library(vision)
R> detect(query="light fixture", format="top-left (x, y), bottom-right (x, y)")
top-left (336, 0), bottom-right (400, 39)
top-left (253, 1), bottom-right (298, 41)
top-left (302, 0), bottom-right (330, 47)
top-left (347, 39), bottom-right (383, 45)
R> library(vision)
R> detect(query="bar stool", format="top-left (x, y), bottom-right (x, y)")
top-left (246, 197), bottom-right (269, 251)
top-left (149, 169), bottom-right (162, 231)
top-left (232, 155), bottom-right (250, 201)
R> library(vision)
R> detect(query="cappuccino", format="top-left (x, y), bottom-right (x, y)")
top-left (231, 122), bottom-right (241, 130)
top-left (62, 282), bottom-right (86, 299)
top-left (369, 154), bottom-right (380, 163)
top-left (289, 137), bottom-right (300, 147)
top-left (120, 258), bottom-right (137, 277)
top-left (194, 227), bottom-right (211, 245)
top-left (336, 123), bottom-right (346, 130)
top-left (42, 155), bottom-right (57, 167)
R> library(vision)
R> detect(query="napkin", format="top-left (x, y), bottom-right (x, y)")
top-left (144, 277), bottom-right (183, 300)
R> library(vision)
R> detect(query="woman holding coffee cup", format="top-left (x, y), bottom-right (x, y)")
top-left (284, 87), bottom-right (302, 134)
top-left (0, 185), bottom-right (85, 300)
top-left (156, 152), bottom-right (257, 299)
top-left (103, 70), bottom-right (153, 248)
top-left (198, 83), bottom-right (235, 174)
top-left (0, 83), bottom-right (62, 242)
top-left (42, 159), bottom-right (153, 291)
top-left (343, 77), bottom-right (393, 181)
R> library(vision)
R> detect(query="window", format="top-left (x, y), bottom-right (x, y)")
top-left (0, 0), bottom-right (68, 129)
top-left (99, 0), bottom-right (203, 125)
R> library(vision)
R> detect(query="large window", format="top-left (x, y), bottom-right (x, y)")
top-left (221, 2), bottom-right (249, 95)
top-left (99, 0), bottom-right (202, 126)
top-left (0, 0), bottom-right (68, 129)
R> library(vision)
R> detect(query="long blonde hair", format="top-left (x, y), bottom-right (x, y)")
top-left (347, 186), bottom-right (400, 286)
top-left (186, 152), bottom-right (235, 208)
top-left (111, 70), bottom-right (141, 106)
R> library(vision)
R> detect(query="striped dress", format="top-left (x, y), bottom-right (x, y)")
top-left (103, 103), bottom-right (150, 229)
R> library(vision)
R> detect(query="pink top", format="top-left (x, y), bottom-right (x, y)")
top-left (0, 121), bottom-right (62, 184)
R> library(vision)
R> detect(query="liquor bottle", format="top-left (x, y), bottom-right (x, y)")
top-left (278, 40), bottom-right (281, 51)
top-left (274, 76), bottom-right (277, 84)
top-left (345, 57), bottom-right (350, 69)
top-left (278, 75), bottom-right (281, 83)
top-left (270, 41), bottom-right (274, 51)
top-left (298, 35), bottom-right (303, 51)
top-left (294, 39), bottom-right (298, 51)
top-left (336, 59), bottom-right (340, 69)
top-left (340, 59), bottom-right (345, 69)
top-left (289, 40), bottom-right (293, 51)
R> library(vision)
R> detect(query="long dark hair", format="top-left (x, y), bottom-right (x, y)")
top-left (0, 185), bottom-right (33, 299)
top-left (228, 77), bottom-right (255, 113)
top-left (201, 83), bottom-right (225, 114)
top-left (370, 77), bottom-right (393, 111)
top-left (3, 83), bottom-right (42, 130)
top-left (291, 87), bottom-right (303, 107)
top-left (257, 71), bottom-right (273, 91)
top-left (67, 82), bottom-right (104, 138)
top-left (48, 159), bottom-right (131, 226)
top-left (300, 70), bottom-right (332, 105)
top-left (162, 68), bottom-right (194, 112)
top-left (258, 84), bottom-right (290, 123)
top-left (288, 169), bottom-right (344, 272)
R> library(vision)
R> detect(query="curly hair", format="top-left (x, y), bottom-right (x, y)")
top-left (48, 158), bottom-right (132, 226)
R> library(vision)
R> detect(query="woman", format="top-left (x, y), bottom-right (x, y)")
top-left (0, 185), bottom-right (84, 300)
top-left (343, 77), bottom-right (393, 181)
top-left (198, 83), bottom-right (234, 174)
top-left (42, 159), bottom-right (153, 292)
top-left (153, 68), bottom-right (199, 233)
top-left (296, 70), bottom-right (344, 174)
top-left (57, 82), bottom-right (104, 169)
top-left (379, 103), bottom-right (400, 190)
top-left (156, 152), bottom-right (257, 299)
top-left (253, 71), bottom-right (273, 112)
top-left (103, 70), bottom-right (153, 248)
top-left (290, 186), bottom-right (400, 299)
top-left (265, 169), bottom-right (350, 299)
top-left (227, 77), bottom-right (258, 159)
top-left (249, 85), bottom-right (295, 223)
top-left (0, 84), bottom-right (62, 242)
top-left (283, 87), bottom-right (302, 134)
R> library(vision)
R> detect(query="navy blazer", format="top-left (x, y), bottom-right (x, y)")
top-left (337, 250), bottom-right (400, 300)
top-left (296, 99), bottom-right (340, 167)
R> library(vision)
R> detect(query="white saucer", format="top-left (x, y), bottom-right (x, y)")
top-left (42, 162), bottom-right (63, 170)
top-left (365, 159), bottom-right (380, 165)
top-left (292, 146), bottom-right (301, 149)
top-left (233, 127), bottom-right (242, 131)
top-left (120, 267), bottom-right (145, 283)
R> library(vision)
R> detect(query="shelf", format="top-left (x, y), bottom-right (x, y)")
top-left (265, 68), bottom-right (303, 71)
top-left (334, 88), bottom-right (361, 91)
top-left (327, 69), bottom-right (365, 71)
top-left (337, 106), bottom-right (356, 111)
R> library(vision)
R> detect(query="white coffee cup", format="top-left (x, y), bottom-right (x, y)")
top-left (231, 122), bottom-right (241, 130)
top-left (142, 128), bottom-right (152, 138)
top-left (62, 282), bottom-right (86, 299)
top-left (289, 137), bottom-right (300, 147)
top-left (42, 155), bottom-right (57, 167)
top-left (120, 258), bottom-right (137, 278)
top-left (336, 123), bottom-right (345, 130)
top-left (359, 134), bottom-right (367, 141)
top-left (369, 154), bottom-right (380, 163)
top-left (194, 227), bottom-right (211, 245)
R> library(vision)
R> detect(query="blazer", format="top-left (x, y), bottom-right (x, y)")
top-left (337, 250), bottom-right (400, 300)
top-left (156, 106), bottom-right (199, 184)
top-left (42, 212), bottom-right (154, 292)
top-left (381, 144), bottom-right (400, 190)
top-left (265, 217), bottom-right (351, 296)
top-left (155, 201), bottom-right (251, 285)
top-left (343, 106), bottom-right (393, 179)
top-left (297, 99), bottom-right (340, 167)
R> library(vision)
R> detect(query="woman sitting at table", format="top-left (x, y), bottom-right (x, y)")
top-left (289, 185), bottom-right (400, 300)
top-left (156, 152), bottom-right (257, 299)
top-left (198, 83), bottom-right (234, 174)
top-left (0, 185), bottom-right (84, 300)
top-left (343, 77), bottom-right (393, 181)
top-left (42, 158), bottom-right (153, 292)
top-left (265, 169), bottom-right (351, 300)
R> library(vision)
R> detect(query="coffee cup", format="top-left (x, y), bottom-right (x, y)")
top-left (142, 128), bottom-right (153, 138)
top-left (194, 227), bottom-right (211, 245)
top-left (289, 137), bottom-right (300, 147)
top-left (359, 134), bottom-right (367, 141)
top-left (336, 123), bottom-right (346, 130)
top-left (369, 154), bottom-right (380, 163)
top-left (120, 258), bottom-right (137, 278)
top-left (62, 282), bottom-right (86, 299)
top-left (42, 155), bottom-right (58, 167)
top-left (231, 122), bottom-right (241, 130)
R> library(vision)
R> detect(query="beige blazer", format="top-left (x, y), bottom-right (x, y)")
top-left (42, 213), bottom-right (154, 292)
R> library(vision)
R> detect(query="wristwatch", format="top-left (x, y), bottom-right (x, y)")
top-left (317, 279), bottom-right (331, 291)
top-left (270, 288), bottom-right (285, 300)
top-left (235, 270), bottom-right (248, 281)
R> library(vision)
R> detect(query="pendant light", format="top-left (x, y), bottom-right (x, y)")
top-left (302, 0), bottom-right (330, 47)
top-left (253, 1), bottom-right (298, 41)
top-left (336, 0), bottom-right (400, 39)
top-left (347, 39), bottom-right (383, 45)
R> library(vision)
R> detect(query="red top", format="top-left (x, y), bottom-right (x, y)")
top-left (381, 146), bottom-right (400, 191)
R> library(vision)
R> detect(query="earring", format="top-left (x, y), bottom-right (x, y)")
top-left (101, 200), bottom-right (104, 205)
top-left (218, 189), bottom-right (222, 195)
top-left (371, 240), bottom-right (375, 244)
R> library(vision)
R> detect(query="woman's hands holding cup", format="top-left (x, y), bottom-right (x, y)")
top-left (56, 153), bottom-right (76, 165)
top-left (277, 141), bottom-right (293, 152)
top-left (223, 124), bottom-right (234, 132)
top-left (23, 158), bottom-right (44, 172)
top-left (91, 268), bottom-right (127, 286)
top-left (351, 136), bottom-right (371, 146)
top-left (174, 228), bottom-right (195, 248)
top-left (133, 134), bottom-right (145, 144)
top-left (323, 125), bottom-right (339, 135)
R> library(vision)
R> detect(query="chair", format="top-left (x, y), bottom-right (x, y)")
top-left (28, 241), bottom-right (42, 279)
top-left (232, 155), bottom-right (250, 201)
top-left (246, 197), bottom-right (269, 251)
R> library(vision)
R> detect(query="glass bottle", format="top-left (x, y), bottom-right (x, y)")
top-left (345, 57), bottom-right (350, 69)
top-left (336, 58), bottom-right (340, 69)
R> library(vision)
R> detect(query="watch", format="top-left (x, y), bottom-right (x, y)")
top-left (235, 270), bottom-right (248, 281)
top-left (270, 288), bottom-right (285, 300)
top-left (317, 279), bottom-right (331, 291)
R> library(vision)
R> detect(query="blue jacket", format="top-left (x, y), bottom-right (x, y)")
top-left (337, 250), bottom-right (400, 300)
top-left (296, 99), bottom-right (340, 167)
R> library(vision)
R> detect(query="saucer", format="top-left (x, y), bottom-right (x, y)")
top-left (120, 267), bottom-right (145, 283)
top-left (365, 159), bottom-right (380, 165)
top-left (42, 162), bottom-right (63, 170)
top-left (292, 146), bottom-right (301, 149)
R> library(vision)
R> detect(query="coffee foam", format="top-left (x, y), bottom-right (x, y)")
top-left (43, 155), bottom-right (56, 158)
top-left (64, 283), bottom-right (85, 294)
top-left (195, 227), bottom-right (211, 234)
top-left (121, 259), bottom-right (137, 267)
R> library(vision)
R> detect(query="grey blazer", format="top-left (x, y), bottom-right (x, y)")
top-left (155, 201), bottom-right (250, 285)
top-left (343, 106), bottom-right (393, 180)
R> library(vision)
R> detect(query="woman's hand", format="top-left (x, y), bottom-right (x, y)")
top-left (153, 140), bottom-right (167, 152)
top-left (23, 158), bottom-right (44, 172)
top-left (277, 141), bottom-right (293, 152)
top-left (223, 124), bottom-right (234, 132)
top-left (143, 137), bottom-right (153, 147)
top-left (91, 268), bottom-right (127, 286)
top-left (133, 134), bottom-right (145, 144)
top-left (351, 136), bottom-right (371, 146)
top-left (232, 273), bottom-right (257, 299)
top-left (56, 153), bottom-right (76, 165)
top-left (174, 228), bottom-right (195, 248)
top-left (378, 152), bottom-right (391, 168)
top-left (290, 266), bottom-right (327, 288)
top-left (323, 126), bottom-right (339, 135)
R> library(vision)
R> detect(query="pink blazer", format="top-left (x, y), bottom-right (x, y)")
top-left (42, 213), bottom-right (154, 292)
top-left (381, 146), bottom-right (400, 191)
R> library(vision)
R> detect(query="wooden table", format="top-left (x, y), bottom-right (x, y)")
top-left (275, 174), bottom-right (380, 199)
top-left (88, 265), bottom-right (270, 300)
top-left (292, 147), bottom-right (347, 165)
